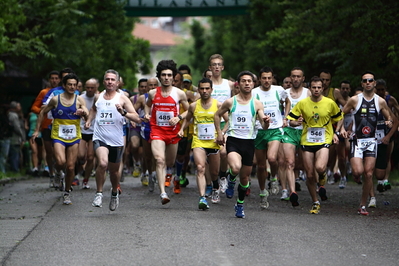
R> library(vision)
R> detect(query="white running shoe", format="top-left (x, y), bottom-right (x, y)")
top-left (63, 192), bottom-right (72, 205)
top-left (92, 192), bottom-right (103, 207)
top-left (260, 189), bottom-right (269, 209)
top-left (280, 190), bottom-right (289, 200)
top-left (211, 189), bottom-right (221, 204)
top-left (109, 193), bottom-right (119, 211)
top-left (368, 197), bottom-right (377, 208)
top-left (270, 179), bottom-right (279, 195)
top-left (338, 177), bottom-right (347, 189)
top-left (220, 177), bottom-right (228, 194)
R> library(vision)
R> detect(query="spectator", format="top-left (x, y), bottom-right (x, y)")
top-left (0, 105), bottom-right (12, 173)
top-left (8, 101), bottom-right (25, 172)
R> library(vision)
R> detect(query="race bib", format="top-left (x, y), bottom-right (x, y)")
top-left (357, 138), bottom-right (376, 151)
top-left (197, 124), bottom-right (215, 140)
top-left (375, 129), bottom-right (385, 143)
top-left (58, 125), bottom-right (76, 140)
top-left (156, 111), bottom-right (173, 126)
top-left (98, 109), bottom-right (115, 125)
top-left (264, 110), bottom-right (277, 126)
top-left (306, 127), bottom-right (325, 143)
top-left (232, 114), bottom-right (251, 129)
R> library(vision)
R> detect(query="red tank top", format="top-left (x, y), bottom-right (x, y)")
top-left (150, 87), bottom-right (180, 134)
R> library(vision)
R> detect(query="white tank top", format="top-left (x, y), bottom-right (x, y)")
top-left (211, 79), bottom-right (231, 103)
top-left (80, 93), bottom-right (95, 134)
top-left (287, 88), bottom-right (308, 130)
top-left (93, 92), bottom-right (124, 146)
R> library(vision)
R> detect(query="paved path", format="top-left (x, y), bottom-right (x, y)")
top-left (1, 176), bottom-right (398, 266)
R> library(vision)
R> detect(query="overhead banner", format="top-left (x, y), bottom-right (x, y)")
top-left (124, 0), bottom-right (250, 16)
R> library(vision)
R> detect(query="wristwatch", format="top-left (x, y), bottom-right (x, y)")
top-left (178, 115), bottom-right (183, 120)
top-left (335, 131), bottom-right (340, 136)
top-left (122, 110), bottom-right (127, 116)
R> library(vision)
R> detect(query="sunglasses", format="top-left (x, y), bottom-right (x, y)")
top-left (362, 78), bottom-right (374, 83)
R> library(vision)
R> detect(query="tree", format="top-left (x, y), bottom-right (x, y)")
top-left (0, 0), bottom-right (151, 89)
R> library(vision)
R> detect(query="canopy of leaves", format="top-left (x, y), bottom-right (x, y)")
top-left (0, 0), bottom-right (151, 89)
top-left (188, 0), bottom-right (399, 93)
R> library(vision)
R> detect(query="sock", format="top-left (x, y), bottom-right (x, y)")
top-left (219, 170), bottom-right (227, 178)
top-left (212, 180), bottom-right (219, 189)
top-left (112, 191), bottom-right (117, 196)
top-left (378, 180), bottom-right (384, 184)
top-left (175, 160), bottom-right (184, 177)
top-left (238, 183), bottom-right (249, 202)
top-left (227, 169), bottom-right (237, 182)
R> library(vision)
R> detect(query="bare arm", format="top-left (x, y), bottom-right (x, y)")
top-left (116, 94), bottom-right (141, 124)
top-left (31, 97), bottom-right (57, 141)
top-left (255, 100), bottom-right (270, 130)
top-left (178, 102), bottom-right (195, 138)
top-left (214, 99), bottom-right (232, 145)
top-left (85, 94), bottom-right (98, 129)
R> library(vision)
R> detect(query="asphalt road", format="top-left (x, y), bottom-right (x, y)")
top-left (1, 175), bottom-right (398, 266)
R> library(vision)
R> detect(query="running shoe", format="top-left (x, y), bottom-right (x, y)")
top-left (43, 166), bottom-right (50, 177)
top-left (358, 206), bottom-right (369, 216)
top-left (280, 190), bottom-right (289, 201)
top-left (92, 192), bottom-right (103, 207)
top-left (368, 197), bottom-right (377, 208)
top-left (333, 172), bottom-right (341, 183)
top-left (198, 197), bottom-right (209, 210)
top-left (149, 174), bottom-right (155, 192)
top-left (82, 179), bottom-right (90, 189)
top-left (173, 179), bottom-right (181, 194)
top-left (295, 181), bottom-right (301, 192)
top-left (160, 192), bottom-right (170, 205)
top-left (269, 178), bottom-right (279, 195)
top-left (49, 176), bottom-right (55, 188)
top-left (133, 166), bottom-right (141, 177)
top-left (179, 175), bottom-right (189, 187)
top-left (141, 174), bottom-right (149, 186)
top-left (235, 204), bottom-right (245, 218)
top-left (116, 185), bottom-right (122, 195)
top-left (226, 177), bottom-right (236, 199)
top-left (165, 174), bottom-right (172, 187)
top-left (309, 202), bottom-right (320, 214)
top-left (109, 193), bottom-right (119, 211)
top-left (338, 177), bottom-right (346, 189)
top-left (327, 173), bottom-right (335, 184)
top-left (219, 177), bottom-right (228, 194)
top-left (383, 181), bottom-right (391, 190)
top-left (205, 184), bottom-right (212, 197)
top-left (72, 178), bottom-right (80, 186)
top-left (377, 183), bottom-right (384, 193)
top-left (289, 192), bottom-right (299, 207)
top-left (318, 186), bottom-right (328, 201)
top-left (211, 189), bottom-right (220, 204)
top-left (259, 189), bottom-right (269, 209)
top-left (245, 183), bottom-right (251, 197)
top-left (63, 192), bottom-right (72, 205)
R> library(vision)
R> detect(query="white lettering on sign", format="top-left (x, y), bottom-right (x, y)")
top-left (127, 0), bottom-right (248, 7)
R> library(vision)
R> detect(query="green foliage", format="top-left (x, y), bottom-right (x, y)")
top-left (188, 0), bottom-right (399, 93)
top-left (0, 0), bottom-right (151, 89)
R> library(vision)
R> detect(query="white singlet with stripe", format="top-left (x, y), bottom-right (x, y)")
top-left (287, 87), bottom-right (308, 130)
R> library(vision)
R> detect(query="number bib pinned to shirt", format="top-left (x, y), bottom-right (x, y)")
top-left (357, 137), bottom-right (376, 151)
top-left (306, 127), bottom-right (326, 143)
top-left (197, 124), bottom-right (215, 140)
top-left (59, 125), bottom-right (76, 140)
top-left (98, 109), bottom-right (114, 125)
top-left (156, 111), bottom-right (173, 126)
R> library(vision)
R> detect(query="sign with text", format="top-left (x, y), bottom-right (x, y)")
top-left (125, 0), bottom-right (249, 16)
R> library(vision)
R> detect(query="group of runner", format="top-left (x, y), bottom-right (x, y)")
top-left (31, 55), bottom-right (398, 218)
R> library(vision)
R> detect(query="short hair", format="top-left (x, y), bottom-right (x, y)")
top-left (259, 66), bottom-right (274, 76)
top-left (138, 78), bottom-right (148, 86)
top-left (361, 70), bottom-right (375, 79)
top-left (237, 71), bottom-right (255, 82)
top-left (291, 67), bottom-right (305, 76)
top-left (59, 68), bottom-right (74, 79)
top-left (48, 70), bottom-right (59, 79)
top-left (319, 69), bottom-right (332, 76)
top-left (104, 69), bottom-right (120, 81)
top-left (309, 76), bottom-right (323, 85)
top-left (376, 79), bottom-right (386, 88)
top-left (156, 60), bottom-right (177, 79)
top-left (198, 78), bottom-right (213, 88)
top-left (62, 73), bottom-right (79, 86)
top-left (202, 69), bottom-right (212, 78)
top-left (178, 64), bottom-right (191, 74)
top-left (209, 54), bottom-right (224, 64)
top-left (340, 80), bottom-right (350, 85)
top-left (355, 86), bottom-right (363, 92)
